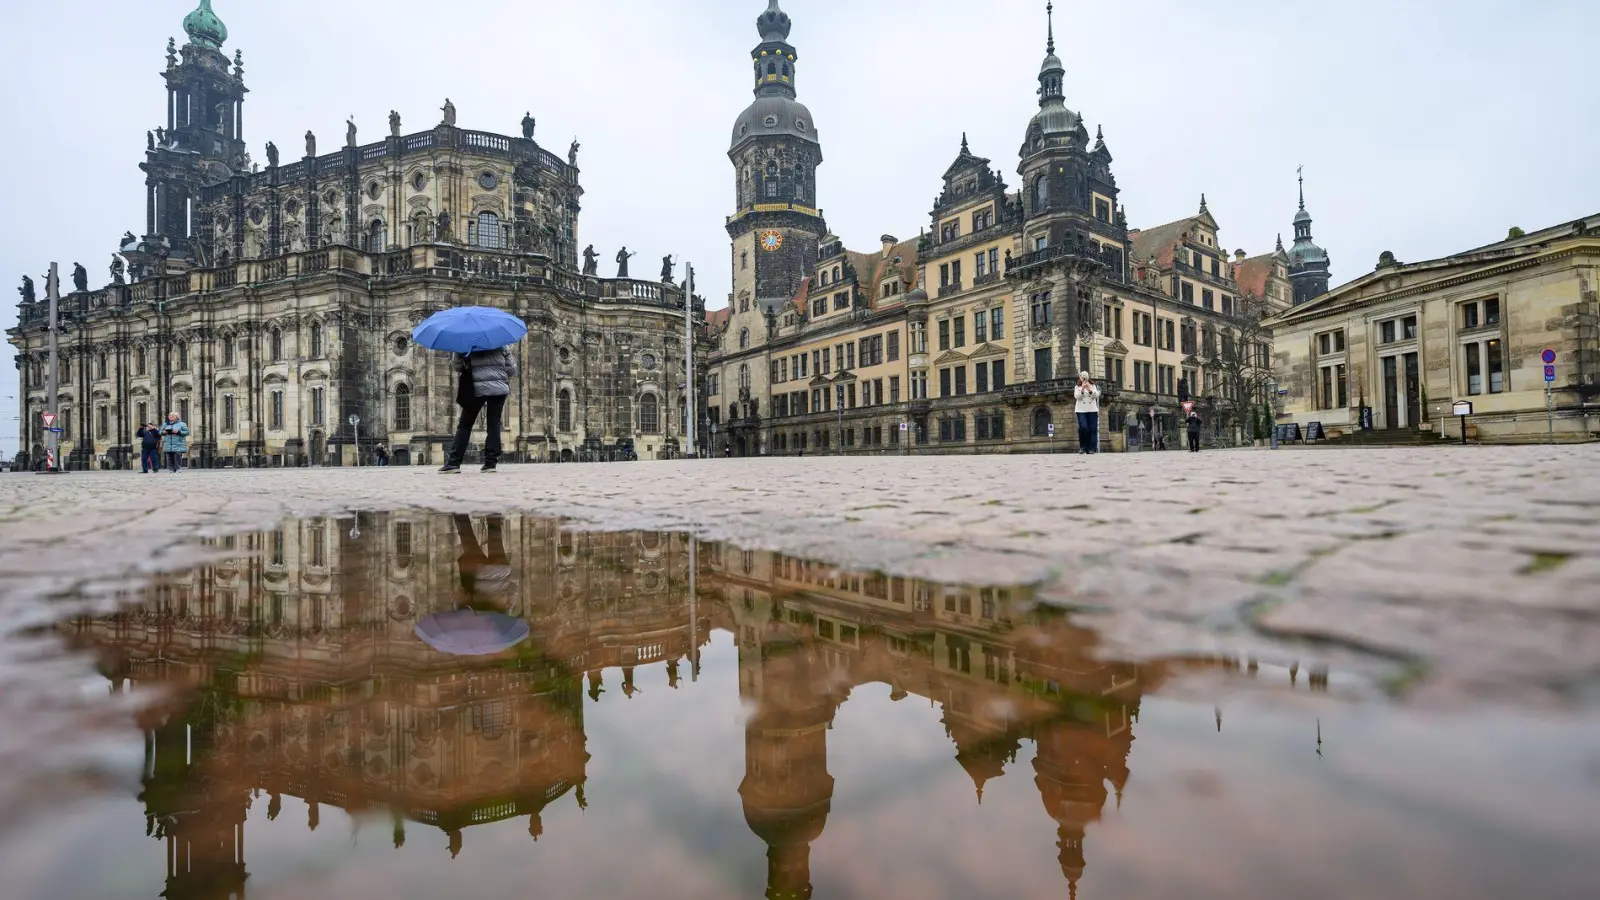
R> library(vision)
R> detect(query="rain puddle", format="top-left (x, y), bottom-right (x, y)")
top-left (0, 511), bottom-right (1595, 900)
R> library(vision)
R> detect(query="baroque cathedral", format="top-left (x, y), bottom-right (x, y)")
top-left (706, 1), bottom-right (1333, 456)
top-left (9, 0), bottom-right (706, 470)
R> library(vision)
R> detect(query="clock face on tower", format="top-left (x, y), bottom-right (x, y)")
top-left (759, 230), bottom-right (783, 252)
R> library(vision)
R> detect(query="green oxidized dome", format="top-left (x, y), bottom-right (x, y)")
top-left (182, 0), bottom-right (227, 51)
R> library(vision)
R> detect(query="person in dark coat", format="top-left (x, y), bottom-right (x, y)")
top-left (440, 346), bottom-right (516, 473)
top-left (135, 422), bottom-right (162, 473)
top-left (1186, 410), bottom-right (1203, 453)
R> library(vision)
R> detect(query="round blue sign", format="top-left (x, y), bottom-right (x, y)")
top-left (1542, 348), bottom-right (1556, 364)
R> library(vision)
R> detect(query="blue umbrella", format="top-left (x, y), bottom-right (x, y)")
top-left (411, 306), bottom-right (528, 354)
top-left (414, 609), bottom-right (530, 656)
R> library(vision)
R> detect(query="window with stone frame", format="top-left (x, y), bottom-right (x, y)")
top-left (394, 384), bottom-right (412, 431)
top-left (639, 394), bottom-right (660, 434)
top-left (270, 391), bottom-right (284, 430)
top-left (1031, 406), bottom-right (1052, 436)
top-left (1318, 363), bottom-right (1347, 409)
top-left (938, 414), bottom-right (967, 443)
top-left (975, 411), bottom-right (1005, 441)
top-left (1463, 337), bottom-right (1505, 396)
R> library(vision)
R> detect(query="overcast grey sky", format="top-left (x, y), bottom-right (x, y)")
top-left (2, 0), bottom-right (1595, 454)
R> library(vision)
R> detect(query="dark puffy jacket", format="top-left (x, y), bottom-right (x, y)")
top-left (137, 426), bottom-right (161, 450)
top-left (459, 348), bottom-right (516, 398)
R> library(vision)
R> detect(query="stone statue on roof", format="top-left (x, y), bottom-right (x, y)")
top-left (346, 118), bottom-right (357, 147)
top-left (661, 254), bottom-right (674, 282)
top-left (305, 130), bottom-right (316, 157)
top-left (582, 245), bottom-right (598, 276)
top-left (265, 141), bottom-right (278, 167)
top-left (389, 110), bottom-right (401, 137)
top-left (18, 275), bottom-right (34, 304)
top-left (441, 98), bottom-right (456, 127)
top-left (521, 112), bottom-right (535, 140)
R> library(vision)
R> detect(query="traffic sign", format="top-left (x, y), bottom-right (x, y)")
top-left (1544, 365), bottom-right (1556, 382)
top-left (40, 412), bottom-right (56, 428)
top-left (898, 422), bottom-right (908, 431)
top-left (347, 414), bottom-right (361, 426)
top-left (1047, 423), bottom-right (1055, 436)
top-left (1541, 348), bottom-right (1556, 364)
top-left (1181, 400), bottom-right (1195, 414)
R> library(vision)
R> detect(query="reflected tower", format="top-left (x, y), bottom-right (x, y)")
top-left (734, 591), bottom-right (843, 900)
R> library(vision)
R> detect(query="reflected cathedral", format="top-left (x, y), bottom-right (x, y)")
top-left (59, 512), bottom-right (1312, 899)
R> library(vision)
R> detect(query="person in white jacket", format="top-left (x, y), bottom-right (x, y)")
top-left (1073, 371), bottom-right (1101, 454)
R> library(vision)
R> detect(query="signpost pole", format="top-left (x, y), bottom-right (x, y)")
top-left (1542, 348), bottom-right (1557, 445)
top-left (1459, 412), bottom-right (1468, 446)
top-left (683, 263), bottom-right (696, 459)
top-left (43, 263), bottom-right (60, 474)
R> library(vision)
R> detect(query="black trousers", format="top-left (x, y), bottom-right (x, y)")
top-left (448, 394), bottom-right (506, 465)
top-left (1188, 430), bottom-right (1201, 452)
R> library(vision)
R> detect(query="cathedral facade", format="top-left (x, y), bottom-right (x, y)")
top-left (707, 1), bottom-right (1314, 456)
top-left (8, 1), bottom-right (708, 470)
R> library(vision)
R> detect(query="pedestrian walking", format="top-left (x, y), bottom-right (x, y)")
top-left (374, 443), bottom-right (390, 466)
top-left (135, 422), bottom-right (161, 473)
top-left (440, 346), bottom-right (516, 474)
top-left (159, 412), bottom-right (189, 473)
top-left (1186, 410), bottom-right (1202, 453)
top-left (1074, 371), bottom-right (1101, 454)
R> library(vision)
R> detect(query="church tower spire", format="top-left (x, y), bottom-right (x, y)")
top-left (1287, 166), bottom-right (1332, 305)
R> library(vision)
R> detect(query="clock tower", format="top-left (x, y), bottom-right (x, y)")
top-left (727, 0), bottom-right (827, 333)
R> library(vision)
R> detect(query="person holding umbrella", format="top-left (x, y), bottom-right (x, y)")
top-left (411, 306), bottom-right (528, 474)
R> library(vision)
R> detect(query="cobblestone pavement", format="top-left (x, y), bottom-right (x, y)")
top-left (2, 445), bottom-right (1598, 711)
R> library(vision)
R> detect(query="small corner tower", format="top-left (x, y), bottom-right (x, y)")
top-left (1287, 168), bottom-right (1331, 305)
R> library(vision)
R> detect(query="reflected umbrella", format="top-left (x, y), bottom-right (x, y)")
top-left (414, 609), bottom-right (529, 657)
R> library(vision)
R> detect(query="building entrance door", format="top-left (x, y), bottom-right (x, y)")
top-left (1403, 352), bottom-right (1421, 429)
top-left (1382, 356), bottom-right (1400, 430)
top-left (1380, 352), bottom-right (1421, 430)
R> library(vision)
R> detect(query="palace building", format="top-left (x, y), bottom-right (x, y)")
top-left (8, 1), bottom-right (707, 470)
top-left (706, 1), bottom-right (1306, 455)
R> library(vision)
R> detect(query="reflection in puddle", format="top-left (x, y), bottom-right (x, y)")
top-left (17, 512), bottom-right (1595, 900)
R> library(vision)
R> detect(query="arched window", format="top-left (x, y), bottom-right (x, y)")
top-left (309, 322), bottom-right (324, 358)
top-left (765, 61), bottom-right (775, 77)
top-left (782, 62), bottom-right (791, 77)
top-left (1032, 407), bottom-right (1052, 437)
top-left (738, 364), bottom-right (751, 390)
top-left (270, 328), bottom-right (283, 362)
top-left (739, 328), bottom-right (750, 350)
top-left (639, 394), bottom-right (659, 434)
top-left (558, 388), bottom-right (573, 432)
top-left (473, 211), bottom-right (503, 249)
top-left (1034, 176), bottom-right (1050, 211)
top-left (819, 270), bottom-right (828, 287)
top-left (393, 384), bottom-right (411, 431)
top-left (367, 219), bottom-right (386, 253)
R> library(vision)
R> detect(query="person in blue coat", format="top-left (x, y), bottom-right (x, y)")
top-left (159, 412), bottom-right (190, 473)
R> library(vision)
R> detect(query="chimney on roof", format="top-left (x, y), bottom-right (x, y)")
top-left (880, 234), bottom-right (898, 257)
top-left (1234, 249), bottom-right (1246, 262)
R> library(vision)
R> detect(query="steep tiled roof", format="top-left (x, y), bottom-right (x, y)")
top-left (787, 275), bottom-right (812, 313)
top-left (791, 236), bottom-right (920, 314)
top-left (705, 307), bottom-right (731, 330)
top-left (1232, 253), bottom-right (1276, 300)
top-left (1129, 217), bottom-right (1198, 269)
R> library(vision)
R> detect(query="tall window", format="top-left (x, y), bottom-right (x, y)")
top-left (311, 387), bottom-right (325, 425)
top-left (222, 337), bottom-right (236, 367)
top-left (177, 342), bottom-right (189, 370)
top-left (739, 328), bottom-right (749, 350)
top-left (136, 401), bottom-right (148, 428)
top-left (640, 394), bottom-right (660, 434)
top-left (1032, 407), bottom-right (1052, 436)
top-left (738, 364), bottom-right (750, 391)
top-left (472, 211), bottom-right (503, 249)
top-left (1318, 363), bottom-right (1347, 409)
top-left (367, 219), bottom-right (387, 253)
top-left (62, 408), bottom-right (72, 440)
top-left (394, 384), bottom-right (412, 431)
top-left (1031, 292), bottom-right (1052, 327)
top-left (222, 394), bottom-right (236, 432)
top-left (1033, 175), bottom-right (1049, 211)
top-left (1034, 347), bottom-right (1053, 382)
top-left (887, 330), bottom-right (900, 362)
top-left (1463, 338), bottom-right (1504, 395)
top-left (558, 388), bottom-right (573, 431)
top-left (310, 322), bottom-right (324, 357)
top-left (270, 329), bottom-right (283, 361)
top-left (178, 398), bottom-right (189, 424)
top-left (96, 405), bottom-right (108, 440)
top-left (270, 391), bottom-right (284, 430)
top-left (136, 347), bottom-right (147, 376)
top-left (96, 353), bottom-right (107, 380)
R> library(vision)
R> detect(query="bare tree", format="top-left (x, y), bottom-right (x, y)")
top-left (1210, 294), bottom-right (1275, 443)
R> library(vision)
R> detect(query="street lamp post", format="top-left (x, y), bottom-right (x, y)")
top-left (42, 264), bottom-right (61, 474)
top-left (836, 383), bottom-right (845, 456)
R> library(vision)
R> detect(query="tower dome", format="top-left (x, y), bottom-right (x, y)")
top-left (182, 0), bottom-right (227, 51)
top-left (756, 0), bottom-right (791, 42)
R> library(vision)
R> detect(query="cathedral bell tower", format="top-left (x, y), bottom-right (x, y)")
top-left (727, 0), bottom-right (826, 330)
top-left (140, 0), bottom-right (249, 264)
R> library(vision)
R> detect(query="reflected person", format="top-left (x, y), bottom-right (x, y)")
top-left (455, 514), bottom-right (515, 612)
